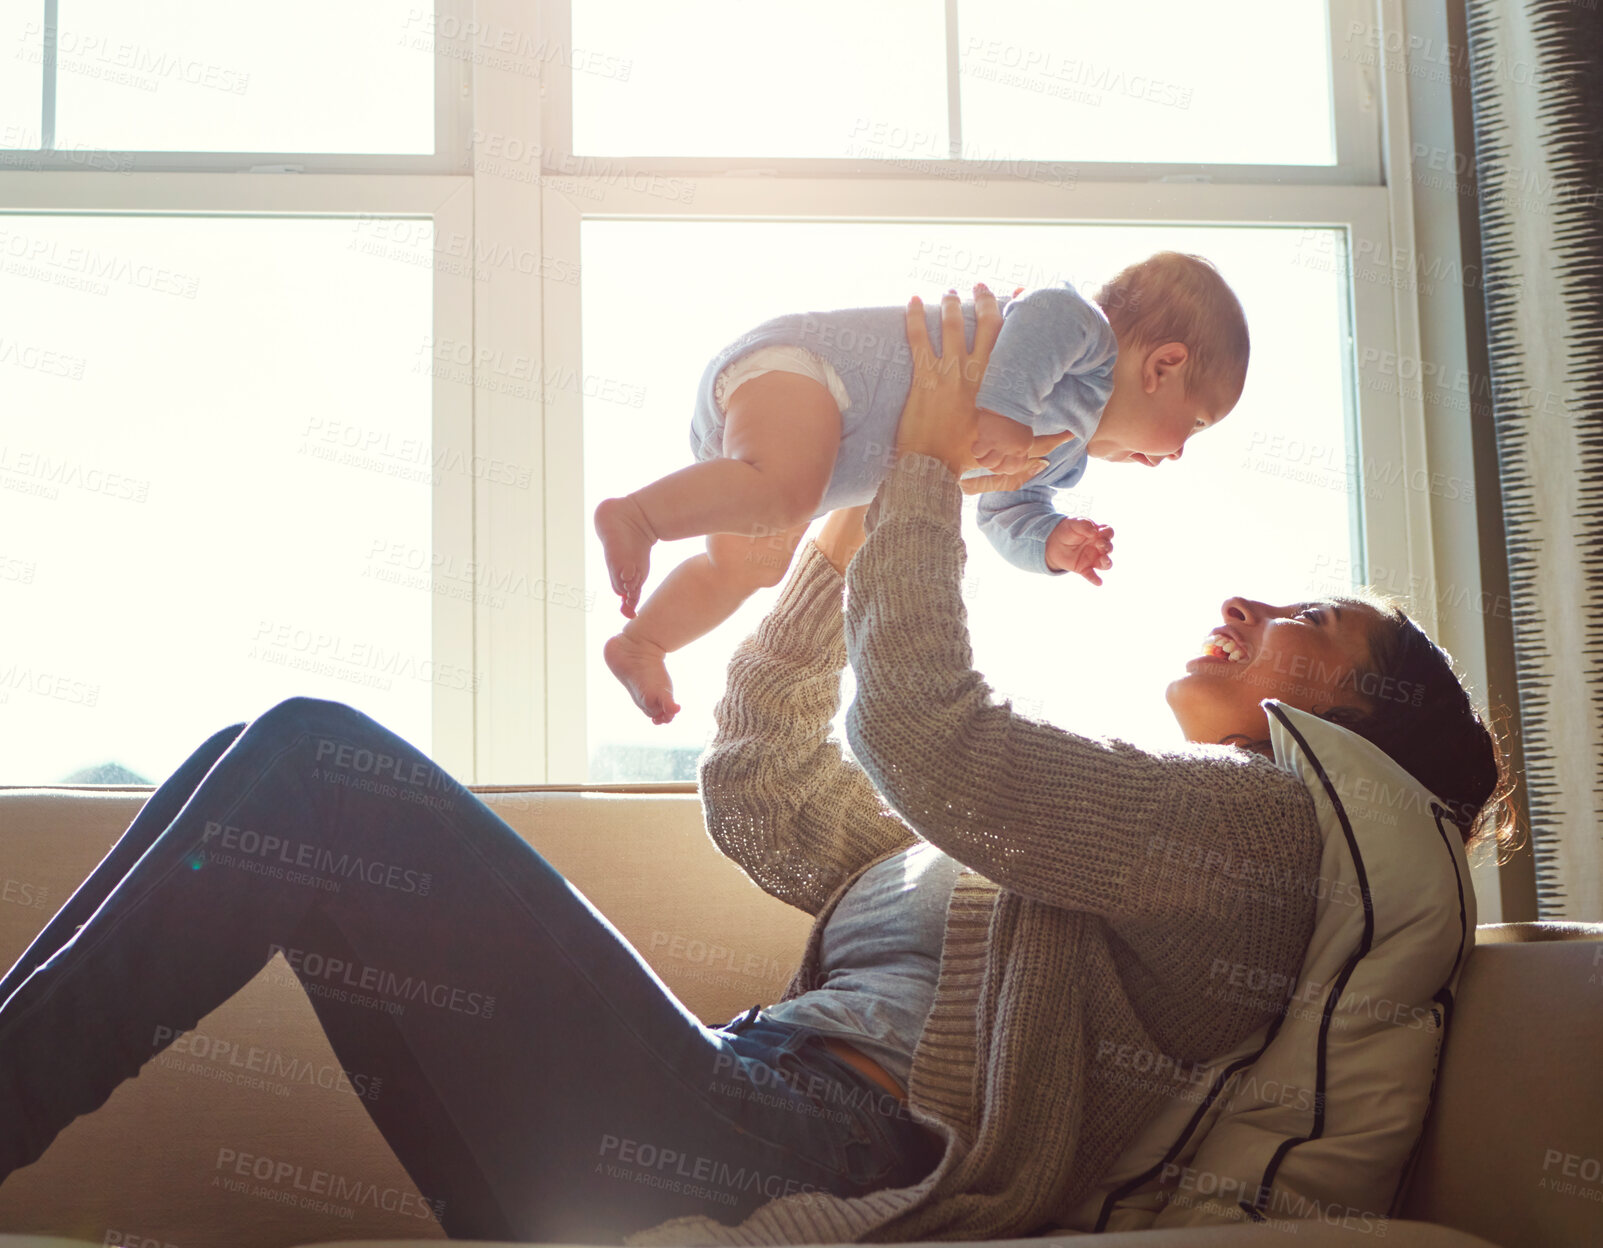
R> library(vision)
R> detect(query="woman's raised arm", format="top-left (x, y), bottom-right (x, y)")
top-left (842, 290), bottom-right (1324, 929)
top-left (698, 522), bottom-right (917, 918)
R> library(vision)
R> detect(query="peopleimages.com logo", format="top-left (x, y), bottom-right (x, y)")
top-left (269, 944), bottom-right (495, 1019)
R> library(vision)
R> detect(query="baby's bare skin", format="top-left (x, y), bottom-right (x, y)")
top-left (594, 372), bottom-right (840, 724)
top-left (594, 330), bottom-right (1106, 724)
top-left (602, 632), bottom-right (678, 725)
top-left (593, 496), bottom-right (657, 620)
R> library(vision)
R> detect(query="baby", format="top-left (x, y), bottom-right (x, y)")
top-left (595, 251), bottom-right (1250, 724)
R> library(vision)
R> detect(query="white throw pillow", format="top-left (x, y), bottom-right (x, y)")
top-left (1059, 700), bottom-right (1478, 1236)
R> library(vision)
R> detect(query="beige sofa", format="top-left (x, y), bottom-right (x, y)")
top-left (0, 784), bottom-right (1598, 1248)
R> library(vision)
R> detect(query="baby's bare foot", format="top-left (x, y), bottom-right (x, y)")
top-left (604, 632), bottom-right (681, 725)
top-left (594, 496), bottom-right (657, 618)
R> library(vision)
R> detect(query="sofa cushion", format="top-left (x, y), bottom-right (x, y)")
top-left (1399, 931), bottom-right (1603, 1248)
top-left (1063, 700), bottom-right (1477, 1235)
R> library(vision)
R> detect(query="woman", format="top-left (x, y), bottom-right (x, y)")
top-left (0, 288), bottom-right (1513, 1244)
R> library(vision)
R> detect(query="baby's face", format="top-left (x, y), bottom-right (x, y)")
top-left (1086, 343), bottom-right (1225, 467)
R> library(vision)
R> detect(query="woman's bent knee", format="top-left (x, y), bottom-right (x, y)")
top-left (249, 695), bottom-right (365, 745)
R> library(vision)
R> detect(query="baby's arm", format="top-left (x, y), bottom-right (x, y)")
top-left (975, 483), bottom-right (1113, 583)
top-left (1043, 516), bottom-right (1115, 586)
top-left (975, 482), bottom-right (1067, 575)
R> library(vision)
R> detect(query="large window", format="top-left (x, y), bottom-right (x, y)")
top-left (578, 221), bottom-right (1354, 775)
top-left (0, 1), bottom-right (473, 783)
top-left (0, 215), bottom-right (448, 782)
top-left (539, 0), bottom-right (1412, 783)
top-left (2, 1), bottom-right (1448, 792)
top-left (569, 0), bottom-right (1341, 167)
top-left (34, 1), bottom-right (435, 154)
top-left (0, 0), bottom-right (468, 172)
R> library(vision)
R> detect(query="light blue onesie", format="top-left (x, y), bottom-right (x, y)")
top-left (689, 282), bottom-right (1118, 575)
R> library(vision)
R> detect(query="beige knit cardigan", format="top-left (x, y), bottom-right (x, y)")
top-left (625, 451), bottom-right (1326, 1246)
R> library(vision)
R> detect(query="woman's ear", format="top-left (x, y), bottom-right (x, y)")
top-left (1143, 341), bottom-right (1190, 392)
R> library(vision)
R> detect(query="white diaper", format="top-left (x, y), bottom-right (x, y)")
top-left (712, 344), bottom-right (852, 415)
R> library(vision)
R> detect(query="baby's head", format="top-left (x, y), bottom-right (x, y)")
top-left (1088, 251), bottom-right (1250, 467)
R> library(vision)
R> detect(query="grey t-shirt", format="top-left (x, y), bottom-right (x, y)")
top-left (762, 840), bottom-right (966, 1091)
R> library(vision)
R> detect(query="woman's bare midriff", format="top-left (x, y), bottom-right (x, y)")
top-left (821, 1036), bottom-right (908, 1104)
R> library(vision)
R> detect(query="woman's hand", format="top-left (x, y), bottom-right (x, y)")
top-left (814, 503), bottom-right (871, 575)
top-left (893, 285), bottom-right (1002, 477)
top-left (892, 284), bottom-right (1059, 493)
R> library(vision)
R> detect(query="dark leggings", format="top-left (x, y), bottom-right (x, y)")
top-left (0, 696), bottom-right (943, 1242)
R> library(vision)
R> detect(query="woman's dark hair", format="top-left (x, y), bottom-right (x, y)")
top-left (1313, 592), bottom-right (1522, 863)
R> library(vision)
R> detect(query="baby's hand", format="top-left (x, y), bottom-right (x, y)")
top-left (971, 408), bottom-right (1036, 475)
top-left (1045, 516), bottom-right (1114, 586)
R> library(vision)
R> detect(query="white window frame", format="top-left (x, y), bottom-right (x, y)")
top-left (15, 0), bottom-right (475, 173)
top-left (523, 0), bottom-right (1449, 784)
top-left (0, 0), bottom-right (480, 776)
top-left (2, 0), bottom-right (1472, 804)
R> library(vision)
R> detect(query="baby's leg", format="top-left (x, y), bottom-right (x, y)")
top-left (594, 371), bottom-right (840, 617)
top-left (603, 521), bottom-right (812, 724)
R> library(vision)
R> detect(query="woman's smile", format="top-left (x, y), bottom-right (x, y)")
top-left (1167, 598), bottom-right (1382, 750)
top-left (1190, 628), bottom-right (1252, 668)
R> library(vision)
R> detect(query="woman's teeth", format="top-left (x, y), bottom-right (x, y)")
top-left (1200, 633), bottom-right (1248, 663)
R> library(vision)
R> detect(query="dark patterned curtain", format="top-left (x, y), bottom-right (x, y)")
top-left (1465, 0), bottom-right (1603, 919)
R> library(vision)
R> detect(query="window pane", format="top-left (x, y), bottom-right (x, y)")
top-left (53, 1), bottom-right (433, 153)
top-left (0, 0), bottom-right (43, 152)
top-left (958, 0), bottom-right (1336, 165)
top-left (0, 216), bottom-right (435, 784)
top-left (579, 221), bottom-right (1352, 782)
top-left (572, 0), bottom-right (947, 158)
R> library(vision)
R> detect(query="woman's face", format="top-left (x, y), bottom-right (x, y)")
top-left (1165, 596), bottom-right (1382, 750)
